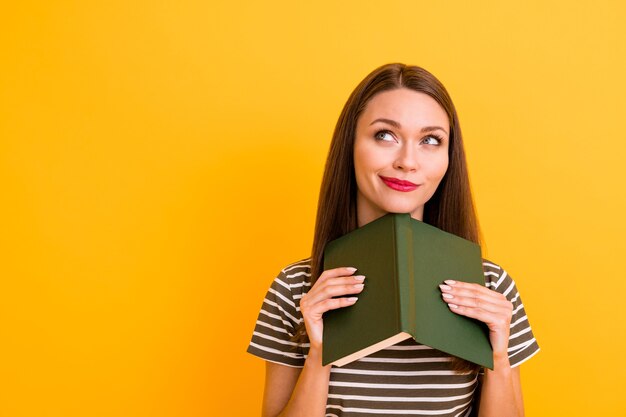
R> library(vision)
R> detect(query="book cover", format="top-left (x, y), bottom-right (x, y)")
top-left (322, 213), bottom-right (493, 369)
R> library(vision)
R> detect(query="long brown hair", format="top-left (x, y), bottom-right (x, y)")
top-left (307, 63), bottom-right (482, 373)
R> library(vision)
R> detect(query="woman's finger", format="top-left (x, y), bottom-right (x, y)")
top-left (300, 269), bottom-right (365, 314)
top-left (318, 275), bottom-right (366, 288)
top-left (441, 280), bottom-right (504, 300)
top-left (303, 278), bottom-right (365, 306)
top-left (300, 267), bottom-right (365, 347)
top-left (440, 291), bottom-right (510, 314)
top-left (311, 296), bottom-right (360, 315)
top-left (446, 301), bottom-right (511, 329)
top-left (317, 266), bottom-right (359, 283)
top-left (439, 280), bottom-right (513, 335)
top-left (439, 281), bottom-right (512, 311)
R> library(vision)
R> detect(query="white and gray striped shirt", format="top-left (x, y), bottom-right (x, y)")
top-left (248, 258), bottom-right (540, 416)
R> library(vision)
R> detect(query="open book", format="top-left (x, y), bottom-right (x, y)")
top-left (322, 213), bottom-right (493, 369)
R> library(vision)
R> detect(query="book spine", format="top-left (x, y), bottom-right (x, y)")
top-left (395, 214), bottom-right (416, 334)
top-left (390, 215), bottom-right (401, 335)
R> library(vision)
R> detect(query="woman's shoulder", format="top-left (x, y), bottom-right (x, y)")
top-left (481, 258), bottom-right (519, 298)
top-left (481, 258), bottom-right (505, 279)
top-left (272, 258), bottom-right (313, 289)
top-left (279, 258), bottom-right (312, 274)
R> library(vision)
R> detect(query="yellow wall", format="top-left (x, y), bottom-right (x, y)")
top-left (2, 1), bottom-right (625, 416)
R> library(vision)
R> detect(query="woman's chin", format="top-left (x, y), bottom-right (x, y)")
top-left (382, 203), bottom-right (424, 218)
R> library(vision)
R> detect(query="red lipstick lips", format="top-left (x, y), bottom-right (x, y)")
top-left (379, 176), bottom-right (419, 192)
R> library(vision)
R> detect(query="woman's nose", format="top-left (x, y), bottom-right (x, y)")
top-left (393, 146), bottom-right (419, 172)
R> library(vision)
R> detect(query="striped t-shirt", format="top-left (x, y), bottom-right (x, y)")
top-left (247, 258), bottom-right (540, 417)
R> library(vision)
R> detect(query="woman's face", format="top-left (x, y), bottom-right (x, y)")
top-left (353, 88), bottom-right (450, 226)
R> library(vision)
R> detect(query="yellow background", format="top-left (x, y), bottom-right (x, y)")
top-left (1, 1), bottom-right (625, 416)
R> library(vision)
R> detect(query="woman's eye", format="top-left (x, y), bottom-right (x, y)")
top-left (422, 135), bottom-right (442, 145)
top-left (374, 130), bottom-right (395, 142)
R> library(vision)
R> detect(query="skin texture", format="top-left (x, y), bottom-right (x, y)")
top-left (261, 88), bottom-right (525, 417)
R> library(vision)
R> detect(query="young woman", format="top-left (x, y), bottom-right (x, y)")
top-left (247, 63), bottom-right (539, 417)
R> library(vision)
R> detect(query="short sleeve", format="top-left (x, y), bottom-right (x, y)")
top-left (483, 260), bottom-right (540, 367)
top-left (246, 259), bottom-right (311, 368)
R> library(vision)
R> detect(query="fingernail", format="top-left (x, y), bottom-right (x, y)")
top-left (353, 283), bottom-right (364, 289)
top-left (444, 280), bottom-right (456, 285)
top-left (347, 297), bottom-right (358, 302)
top-left (353, 275), bottom-right (365, 281)
top-left (439, 284), bottom-right (452, 291)
top-left (346, 267), bottom-right (357, 273)
top-left (442, 293), bottom-right (454, 299)
top-left (448, 303), bottom-right (459, 309)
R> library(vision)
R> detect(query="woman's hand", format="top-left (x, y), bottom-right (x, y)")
top-left (438, 280), bottom-right (513, 356)
top-left (439, 280), bottom-right (524, 416)
top-left (299, 267), bottom-right (365, 350)
top-left (263, 267), bottom-right (364, 417)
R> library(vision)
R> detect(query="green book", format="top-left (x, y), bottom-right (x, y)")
top-left (322, 213), bottom-right (493, 369)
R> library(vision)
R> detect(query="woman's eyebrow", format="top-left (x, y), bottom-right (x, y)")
top-left (369, 118), bottom-right (448, 135)
top-left (421, 125), bottom-right (449, 135)
top-left (370, 118), bottom-right (401, 128)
